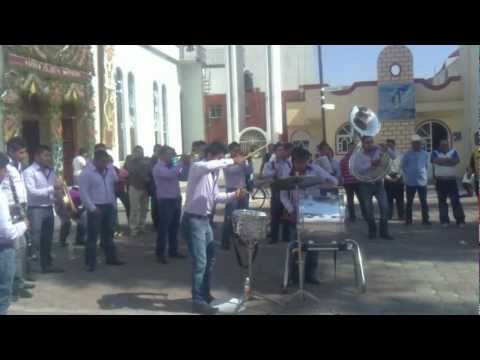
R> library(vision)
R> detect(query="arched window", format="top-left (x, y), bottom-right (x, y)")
top-left (335, 123), bottom-right (353, 155)
top-left (115, 68), bottom-right (127, 160)
top-left (239, 128), bottom-right (267, 154)
top-left (127, 72), bottom-right (137, 150)
top-left (416, 120), bottom-right (450, 153)
top-left (153, 81), bottom-right (160, 144)
top-left (291, 130), bottom-right (311, 151)
top-left (161, 85), bottom-right (168, 145)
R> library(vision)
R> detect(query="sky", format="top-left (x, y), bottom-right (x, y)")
top-left (321, 45), bottom-right (459, 87)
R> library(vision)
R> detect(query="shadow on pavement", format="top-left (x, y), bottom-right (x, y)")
top-left (97, 292), bottom-right (193, 314)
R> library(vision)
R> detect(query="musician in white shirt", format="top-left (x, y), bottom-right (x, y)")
top-left (2, 137), bottom-right (34, 299)
top-left (0, 152), bottom-right (28, 315)
top-left (279, 147), bottom-right (337, 286)
top-left (262, 142), bottom-right (292, 244)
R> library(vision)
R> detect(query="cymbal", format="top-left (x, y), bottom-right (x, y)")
top-left (272, 176), bottom-right (329, 191)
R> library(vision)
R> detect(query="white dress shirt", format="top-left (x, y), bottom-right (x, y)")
top-left (183, 159), bottom-right (236, 217)
top-left (23, 162), bottom-right (56, 207)
top-left (79, 164), bottom-right (118, 212)
top-left (0, 157), bottom-right (27, 206)
top-left (0, 183), bottom-right (27, 245)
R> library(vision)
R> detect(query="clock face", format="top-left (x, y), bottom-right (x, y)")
top-left (390, 64), bottom-right (401, 77)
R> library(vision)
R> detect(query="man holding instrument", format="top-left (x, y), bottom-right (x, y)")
top-left (279, 147), bottom-right (338, 285)
top-left (2, 137), bottom-right (35, 300)
top-left (23, 145), bottom-right (65, 273)
top-left (263, 142), bottom-right (292, 244)
top-left (355, 136), bottom-right (396, 240)
top-left (221, 142), bottom-right (253, 250)
top-left (181, 141), bottom-right (247, 315)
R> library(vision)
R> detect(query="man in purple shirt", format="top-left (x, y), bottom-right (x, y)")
top-left (221, 142), bottom-right (253, 250)
top-left (181, 142), bottom-right (247, 315)
top-left (79, 150), bottom-right (124, 272)
top-left (153, 146), bottom-right (187, 263)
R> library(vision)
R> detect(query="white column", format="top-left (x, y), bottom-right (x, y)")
top-left (461, 45), bottom-right (479, 154)
top-left (226, 45), bottom-right (245, 143)
top-left (266, 45), bottom-right (283, 143)
top-left (91, 45), bottom-right (102, 147)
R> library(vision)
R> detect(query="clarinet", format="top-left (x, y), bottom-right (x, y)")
top-left (8, 174), bottom-right (33, 272)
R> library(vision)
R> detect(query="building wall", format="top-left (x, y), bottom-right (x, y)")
top-left (113, 45), bottom-right (182, 161)
top-left (179, 62), bottom-right (204, 153)
top-left (244, 90), bottom-right (266, 131)
top-left (204, 94), bottom-right (228, 143)
top-left (0, 46), bottom-right (4, 150)
top-left (287, 78), bottom-right (467, 176)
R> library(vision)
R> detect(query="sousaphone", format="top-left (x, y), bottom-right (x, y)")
top-left (348, 106), bottom-right (392, 183)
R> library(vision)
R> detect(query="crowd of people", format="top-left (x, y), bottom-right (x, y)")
top-left (0, 131), bottom-right (476, 315)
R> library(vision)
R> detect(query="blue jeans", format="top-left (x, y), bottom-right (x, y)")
top-left (0, 246), bottom-right (16, 315)
top-left (221, 189), bottom-right (249, 247)
top-left (156, 197), bottom-right (182, 257)
top-left (27, 207), bottom-right (54, 270)
top-left (181, 213), bottom-right (215, 305)
top-left (86, 204), bottom-right (117, 268)
top-left (359, 181), bottom-right (389, 222)
top-left (435, 179), bottom-right (465, 225)
top-left (406, 185), bottom-right (429, 222)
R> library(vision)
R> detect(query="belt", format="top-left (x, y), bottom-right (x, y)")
top-left (0, 243), bottom-right (14, 251)
top-left (28, 205), bottom-right (53, 209)
top-left (184, 212), bottom-right (209, 220)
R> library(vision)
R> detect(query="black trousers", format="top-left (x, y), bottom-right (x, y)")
top-left (156, 197), bottom-right (182, 257)
top-left (384, 180), bottom-right (405, 220)
top-left (86, 204), bottom-right (117, 268)
top-left (269, 187), bottom-right (288, 242)
top-left (343, 183), bottom-right (366, 220)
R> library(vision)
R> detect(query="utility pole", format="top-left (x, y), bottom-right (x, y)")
top-left (318, 45), bottom-right (327, 142)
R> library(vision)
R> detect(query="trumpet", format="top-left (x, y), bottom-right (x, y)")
top-left (56, 175), bottom-right (79, 219)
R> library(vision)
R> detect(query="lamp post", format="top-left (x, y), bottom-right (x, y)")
top-left (318, 45), bottom-right (327, 142)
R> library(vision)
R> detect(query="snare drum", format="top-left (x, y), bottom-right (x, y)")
top-left (297, 193), bottom-right (346, 241)
top-left (232, 209), bottom-right (268, 243)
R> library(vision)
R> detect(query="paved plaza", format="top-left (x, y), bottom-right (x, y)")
top-left (8, 187), bottom-right (479, 315)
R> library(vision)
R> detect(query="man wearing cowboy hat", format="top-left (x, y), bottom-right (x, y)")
top-left (401, 134), bottom-right (431, 226)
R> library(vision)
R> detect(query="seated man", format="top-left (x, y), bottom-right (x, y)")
top-left (279, 147), bottom-right (338, 286)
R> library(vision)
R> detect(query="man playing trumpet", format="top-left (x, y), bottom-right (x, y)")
top-left (221, 142), bottom-right (253, 250)
top-left (23, 146), bottom-right (65, 273)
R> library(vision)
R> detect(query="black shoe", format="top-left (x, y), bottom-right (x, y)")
top-left (380, 234), bottom-right (395, 240)
top-left (348, 217), bottom-right (356, 223)
top-left (422, 221), bottom-right (432, 226)
top-left (75, 240), bottom-right (85, 246)
top-left (268, 239), bottom-right (279, 245)
top-left (17, 288), bottom-right (33, 298)
top-left (106, 259), bottom-right (125, 266)
top-left (23, 283), bottom-right (35, 290)
top-left (42, 266), bottom-right (65, 274)
top-left (405, 220), bottom-right (412, 226)
top-left (157, 256), bottom-right (168, 264)
top-left (192, 302), bottom-right (218, 315)
top-left (205, 294), bottom-right (216, 304)
top-left (170, 253), bottom-right (187, 259)
top-left (305, 277), bottom-right (321, 285)
top-left (86, 265), bottom-right (95, 272)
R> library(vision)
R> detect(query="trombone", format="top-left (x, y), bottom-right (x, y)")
top-left (56, 173), bottom-right (79, 219)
